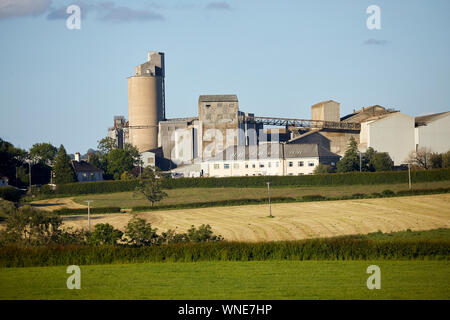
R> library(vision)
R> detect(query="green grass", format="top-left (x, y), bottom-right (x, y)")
top-left (0, 260), bottom-right (448, 299)
top-left (362, 228), bottom-right (450, 241)
top-left (70, 180), bottom-right (450, 209)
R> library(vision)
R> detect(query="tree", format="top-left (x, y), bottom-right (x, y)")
top-left (29, 143), bottom-right (57, 166)
top-left (87, 223), bottom-right (123, 246)
top-left (53, 145), bottom-right (76, 184)
top-left (443, 150), bottom-right (450, 168)
top-left (106, 148), bottom-right (135, 180)
top-left (369, 152), bottom-right (394, 171)
top-left (407, 148), bottom-right (432, 169)
top-left (97, 137), bottom-right (117, 155)
top-left (124, 215), bottom-right (158, 246)
top-left (313, 164), bottom-right (335, 174)
top-left (187, 224), bottom-right (223, 242)
top-left (430, 153), bottom-right (443, 169)
top-left (135, 167), bottom-right (167, 207)
top-left (0, 138), bottom-right (28, 187)
top-left (336, 136), bottom-right (360, 172)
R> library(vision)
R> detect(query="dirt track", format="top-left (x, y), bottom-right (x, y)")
top-left (62, 194), bottom-right (450, 241)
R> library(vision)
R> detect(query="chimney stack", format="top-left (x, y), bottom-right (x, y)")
top-left (75, 152), bottom-right (80, 162)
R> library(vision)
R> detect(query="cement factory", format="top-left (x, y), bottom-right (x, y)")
top-left (108, 50), bottom-right (450, 177)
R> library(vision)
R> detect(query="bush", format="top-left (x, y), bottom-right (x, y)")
top-left (0, 186), bottom-right (22, 202)
top-left (302, 195), bottom-right (327, 201)
top-left (381, 189), bottom-right (395, 197)
top-left (87, 223), bottom-right (123, 246)
top-left (351, 193), bottom-right (367, 199)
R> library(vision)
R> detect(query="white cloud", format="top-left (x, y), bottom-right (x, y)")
top-left (0, 0), bottom-right (51, 18)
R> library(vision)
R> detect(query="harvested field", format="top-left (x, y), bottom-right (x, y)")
top-left (62, 194), bottom-right (450, 242)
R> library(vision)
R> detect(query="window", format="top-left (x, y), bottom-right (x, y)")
top-left (331, 162), bottom-right (336, 166)
top-left (298, 173), bottom-right (304, 176)
top-left (259, 163), bottom-right (264, 168)
top-left (288, 173), bottom-right (293, 176)
top-left (268, 162), bottom-right (271, 168)
top-left (276, 162), bottom-right (279, 168)
top-left (298, 161), bottom-right (304, 167)
top-left (308, 162), bottom-right (315, 167)
top-left (224, 163), bottom-right (230, 169)
top-left (245, 163), bottom-right (249, 169)
top-left (288, 161), bottom-right (293, 167)
top-left (252, 164), bottom-right (256, 168)
top-left (233, 163), bottom-right (239, 169)
top-left (214, 164), bottom-right (220, 169)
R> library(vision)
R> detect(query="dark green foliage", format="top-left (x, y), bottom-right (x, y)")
top-left (0, 186), bottom-right (22, 202)
top-left (351, 193), bottom-right (367, 199)
top-left (0, 236), bottom-right (448, 267)
top-left (313, 164), bottom-right (335, 174)
top-left (430, 153), bottom-right (443, 169)
top-left (41, 168), bottom-right (450, 196)
top-left (302, 194), bottom-right (326, 201)
top-left (187, 224), bottom-right (224, 242)
top-left (135, 167), bottom-right (167, 206)
top-left (131, 197), bottom-right (296, 212)
top-left (369, 152), bottom-right (394, 171)
top-left (0, 138), bottom-right (28, 187)
top-left (52, 207), bottom-right (121, 215)
top-left (381, 189), bottom-right (395, 197)
top-left (124, 215), bottom-right (159, 246)
top-left (53, 145), bottom-right (76, 185)
top-left (87, 223), bottom-right (123, 246)
top-left (443, 151), bottom-right (450, 168)
top-left (337, 136), bottom-right (360, 172)
top-left (106, 148), bottom-right (135, 180)
top-left (29, 143), bottom-right (57, 165)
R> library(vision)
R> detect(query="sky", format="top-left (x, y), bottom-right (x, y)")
top-left (0, 0), bottom-right (449, 154)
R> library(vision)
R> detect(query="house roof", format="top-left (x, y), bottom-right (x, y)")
top-left (284, 143), bottom-right (340, 159)
top-left (415, 111), bottom-right (450, 126)
top-left (71, 160), bottom-right (103, 173)
top-left (199, 95), bottom-right (238, 103)
top-left (141, 147), bottom-right (164, 158)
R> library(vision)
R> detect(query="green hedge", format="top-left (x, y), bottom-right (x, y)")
top-left (1, 238), bottom-right (448, 267)
top-left (0, 186), bottom-right (22, 202)
top-left (131, 197), bottom-right (297, 212)
top-left (47, 168), bottom-right (450, 196)
top-left (52, 207), bottom-right (122, 215)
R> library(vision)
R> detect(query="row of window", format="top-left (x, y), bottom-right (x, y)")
top-left (288, 161), bottom-right (315, 167)
top-left (212, 161), bottom-right (318, 170)
top-left (214, 162), bottom-right (281, 170)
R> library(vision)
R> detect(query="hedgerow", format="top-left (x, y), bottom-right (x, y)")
top-left (43, 168), bottom-right (450, 196)
top-left (0, 238), bottom-right (448, 267)
top-left (51, 207), bottom-right (122, 215)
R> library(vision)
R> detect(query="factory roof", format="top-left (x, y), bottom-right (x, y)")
top-left (199, 95), bottom-right (238, 103)
top-left (311, 100), bottom-right (339, 108)
top-left (415, 111), bottom-right (450, 126)
top-left (207, 143), bottom-right (340, 161)
top-left (71, 161), bottom-right (103, 173)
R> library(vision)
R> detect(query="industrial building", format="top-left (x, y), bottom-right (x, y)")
top-left (106, 50), bottom-right (449, 176)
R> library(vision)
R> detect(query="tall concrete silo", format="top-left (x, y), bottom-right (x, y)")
top-left (128, 51), bottom-right (165, 152)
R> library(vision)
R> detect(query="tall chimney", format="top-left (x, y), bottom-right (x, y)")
top-left (75, 152), bottom-right (80, 162)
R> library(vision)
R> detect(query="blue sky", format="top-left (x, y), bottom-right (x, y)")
top-left (0, 0), bottom-right (449, 154)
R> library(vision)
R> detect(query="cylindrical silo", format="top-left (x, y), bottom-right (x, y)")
top-left (128, 51), bottom-right (165, 152)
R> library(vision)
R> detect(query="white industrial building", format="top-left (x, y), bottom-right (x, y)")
top-left (414, 112), bottom-right (450, 153)
top-left (359, 112), bottom-right (416, 165)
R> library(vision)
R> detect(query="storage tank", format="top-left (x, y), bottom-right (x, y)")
top-left (128, 51), bottom-right (165, 152)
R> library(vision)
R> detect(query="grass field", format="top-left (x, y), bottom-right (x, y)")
top-left (0, 260), bottom-right (448, 300)
top-left (31, 180), bottom-right (450, 210)
top-left (62, 194), bottom-right (450, 242)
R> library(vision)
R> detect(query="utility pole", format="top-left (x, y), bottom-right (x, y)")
top-left (408, 163), bottom-right (412, 190)
top-left (267, 182), bottom-right (272, 218)
top-left (84, 200), bottom-right (94, 232)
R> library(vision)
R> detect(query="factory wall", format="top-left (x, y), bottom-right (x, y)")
top-left (415, 114), bottom-right (450, 153)
top-left (360, 112), bottom-right (415, 165)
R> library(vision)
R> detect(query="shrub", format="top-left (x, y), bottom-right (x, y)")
top-left (87, 223), bottom-right (123, 246)
top-left (302, 195), bottom-right (327, 201)
top-left (352, 193), bottom-right (367, 199)
top-left (187, 224), bottom-right (223, 242)
top-left (124, 215), bottom-right (159, 246)
top-left (0, 186), bottom-right (22, 202)
top-left (381, 189), bottom-right (395, 197)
